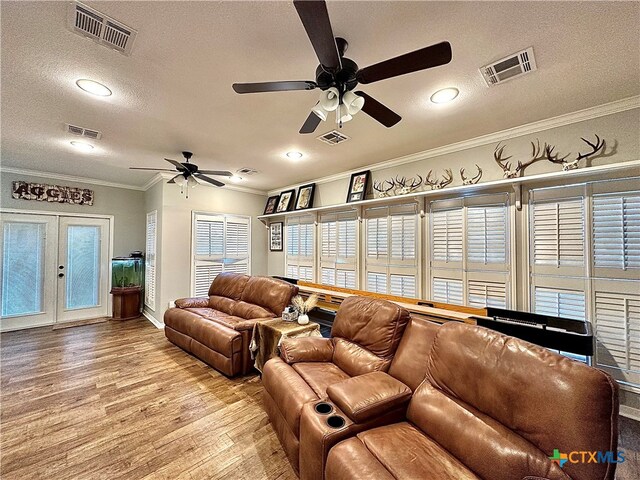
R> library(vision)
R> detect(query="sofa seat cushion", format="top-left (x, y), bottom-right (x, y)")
top-left (331, 422), bottom-right (480, 480)
top-left (292, 362), bottom-right (351, 398)
top-left (325, 437), bottom-right (395, 480)
top-left (263, 357), bottom-right (319, 436)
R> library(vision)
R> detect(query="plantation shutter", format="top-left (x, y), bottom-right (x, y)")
top-left (286, 215), bottom-right (315, 281)
top-left (364, 204), bottom-right (419, 297)
top-left (467, 205), bottom-right (507, 265)
top-left (467, 280), bottom-right (507, 308)
top-left (319, 210), bottom-right (358, 288)
top-left (432, 277), bottom-right (463, 305)
top-left (593, 193), bottom-right (640, 273)
top-left (533, 286), bottom-right (586, 321)
top-left (193, 213), bottom-right (251, 296)
top-left (431, 208), bottom-right (463, 264)
top-left (144, 211), bottom-right (157, 309)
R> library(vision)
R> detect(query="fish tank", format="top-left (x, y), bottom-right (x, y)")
top-left (112, 255), bottom-right (144, 288)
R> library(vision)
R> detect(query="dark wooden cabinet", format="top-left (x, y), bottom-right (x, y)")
top-left (111, 286), bottom-right (142, 320)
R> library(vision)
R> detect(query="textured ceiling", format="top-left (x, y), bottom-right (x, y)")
top-left (1, 1), bottom-right (639, 191)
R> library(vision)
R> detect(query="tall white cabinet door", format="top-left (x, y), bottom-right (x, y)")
top-left (0, 214), bottom-right (57, 331)
top-left (56, 217), bottom-right (110, 323)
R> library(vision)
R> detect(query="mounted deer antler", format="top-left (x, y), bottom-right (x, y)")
top-left (494, 140), bottom-right (547, 178)
top-left (460, 164), bottom-right (482, 185)
top-left (543, 144), bottom-right (574, 171)
top-left (576, 135), bottom-right (605, 163)
top-left (396, 175), bottom-right (423, 195)
top-left (373, 179), bottom-right (394, 197)
top-left (424, 169), bottom-right (453, 189)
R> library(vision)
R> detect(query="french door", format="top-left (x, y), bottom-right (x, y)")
top-left (0, 213), bottom-right (111, 331)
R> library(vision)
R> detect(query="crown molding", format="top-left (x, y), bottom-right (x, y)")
top-left (268, 95), bottom-right (640, 195)
top-left (0, 166), bottom-right (145, 191)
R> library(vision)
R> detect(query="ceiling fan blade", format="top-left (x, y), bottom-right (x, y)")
top-left (233, 81), bottom-right (316, 94)
top-left (167, 174), bottom-right (183, 184)
top-left (198, 170), bottom-right (233, 176)
top-left (165, 158), bottom-right (186, 170)
top-left (293, 0), bottom-right (341, 71)
top-left (355, 91), bottom-right (402, 127)
top-left (129, 167), bottom-right (177, 171)
top-left (356, 41), bottom-right (452, 84)
top-left (194, 173), bottom-right (225, 187)
top-left (299, 111), bottom-right (322, 134)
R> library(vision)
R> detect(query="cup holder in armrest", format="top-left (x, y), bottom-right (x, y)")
top-left (326, 415), bottom-right (346, 429)
top-left (314, 402), bottom-right (333, 415)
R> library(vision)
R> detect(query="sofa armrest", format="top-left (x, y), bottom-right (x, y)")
top-left (327, 371), bottom-right (412, 423)
top-left (174, 297), bottom-right (209, 308)
top-left (280, 337), bottom-right (334, 364)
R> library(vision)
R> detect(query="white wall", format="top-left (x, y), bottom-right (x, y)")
top-left (0, 170), bottom-right (146, 256)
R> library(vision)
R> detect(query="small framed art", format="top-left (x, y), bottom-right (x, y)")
top-left (346, 170), bottom-right (370, 203)
top-left (295, 183), bottom-right (315, 210)
top-left (264, 195), bottom-right (280, 215)
top-left (269, 222), bottom-right (283, 251)
top-left (276, 189), bottom-right (295, 213)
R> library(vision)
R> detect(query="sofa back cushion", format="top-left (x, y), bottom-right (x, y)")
top-left (408, 322), bottom-right (618, 480)
top-left (208, 295), bottom-right (236, 315)
top-left (388, 317), bottom-right (440, 391)
top-left (332, 338), bottom-right (391, 377)
top-left (232, 300), bottom-right (275, 320)
top-left (239, 276), bottom-right (298, 316)
top-left (208, 272), bottom-right (250, 300)
top-left (331, 296), bottom-right (410, 359)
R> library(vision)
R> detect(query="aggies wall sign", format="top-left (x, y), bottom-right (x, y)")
top-left (11, 181), bottom-right (94, 206)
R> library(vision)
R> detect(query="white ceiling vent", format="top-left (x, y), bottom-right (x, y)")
top-left (480, 47), bottom-right (537, 86)
top-left (237, 167), bottom-right (260, 176)
top-left (65, 123), bottom-right (102, 140)
top-left (68, 2), bottom-right (137, 55)
top-left (317, 130), bottom-right (350, 146)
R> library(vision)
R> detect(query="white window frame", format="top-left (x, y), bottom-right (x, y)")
top-left (190, 211), bottom-right (251, 297)
top-left (144, 210), bottom-right (157, 310)
top-left (319, 209), bottom-right (359, 289)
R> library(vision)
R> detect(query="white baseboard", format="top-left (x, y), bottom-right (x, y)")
top-left (142, 311), bottom-right (163, 329)
top-left (620, 405), bottom-right (640, 422)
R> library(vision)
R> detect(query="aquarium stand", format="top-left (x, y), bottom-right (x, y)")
top-left (111, 286), bottom-right (142, 320)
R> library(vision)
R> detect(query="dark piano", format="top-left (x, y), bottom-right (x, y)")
top-left (473, 307), bottom-right (593, 357)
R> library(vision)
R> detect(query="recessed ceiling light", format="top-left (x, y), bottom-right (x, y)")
top-left (430, 87), bottom-right (459, 104)
top-left (76, 79), bottom-right (112, 97)
top-left (286, 151), bottom-right (303, 160)
top-left (230, 175), bottom-right (244, 182)
top-left (70, 141), bottom-right (94, 152)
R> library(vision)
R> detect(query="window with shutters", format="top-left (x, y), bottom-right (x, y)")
top-left (144, 210), bottom-right (157, 310)
top-left (529, 180), bottom-right (640, 387)
top-left (286, 215), bottom-right (315, 282)
top-left (319, 210), bottom-right (358, 288)
top-left (364, 203), bottom-right (419, 297)
top-left (429, 194), bottom-right (510, 308)
top-left (192, 213), bottom-right (250, 297)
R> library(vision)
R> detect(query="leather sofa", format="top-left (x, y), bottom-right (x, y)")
top-left (324, 322), bottom-right (620, 480)
top-left (261, 296), bottom-right (412, 475)
top-left (164, 273), bottom-right (298, 377)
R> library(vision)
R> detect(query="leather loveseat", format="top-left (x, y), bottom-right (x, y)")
top-left (164, 273), bottom-right (298, 377)
top-left (324, 322), bottom-right (620, 480)
top-left (261, 296), bottom-right (412, 474)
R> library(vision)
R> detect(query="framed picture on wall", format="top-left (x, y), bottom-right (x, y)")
top-left (269, 222), bottom-right (283, 251)
top-left (346, 170), bottom-right (370, 202)
top-left (295, 183), bottom-right (316, 210)
top-left (276, 189), bottom-right (295, 213)
top-left (264, 195), bottom-right (280, 215)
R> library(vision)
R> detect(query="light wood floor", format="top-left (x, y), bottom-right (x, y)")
top-left (0, 318), bottom-right (296, 480)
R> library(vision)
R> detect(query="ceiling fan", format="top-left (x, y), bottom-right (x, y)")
top-left (232, 0), bottom-right (452, 134)
top-left (129, 151), bottom-right (233, 188)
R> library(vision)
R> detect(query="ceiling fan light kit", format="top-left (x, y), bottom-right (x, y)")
top-left (232, 0), bottom-right (452, 134)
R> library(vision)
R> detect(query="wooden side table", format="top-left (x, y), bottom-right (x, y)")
top-left (250, 318), bottom-right (322, 372)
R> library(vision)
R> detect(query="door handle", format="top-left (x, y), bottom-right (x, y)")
top-left (58, 273), bottom-right (65, 278)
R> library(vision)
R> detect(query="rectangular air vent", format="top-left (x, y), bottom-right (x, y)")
top-left (237, 167), bottom-right (260, 176)
top-left (480, 47), bottom-right (537, 87)
top-left (68, 2), bottom-right (137, 55)
top-left (317, 130), bottom-right (350, 145)
top-left (65, 124), bottom-right (102, 140)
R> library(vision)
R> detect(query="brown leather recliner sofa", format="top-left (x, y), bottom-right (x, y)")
top-left (164, 273), bottom-right (298, 377)
top-left (325, 322), bottom-right (620, 480)
top-left (265, 297), bottom-right (619, 480)
top-left (261, 296), bottom-right (412, 475)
